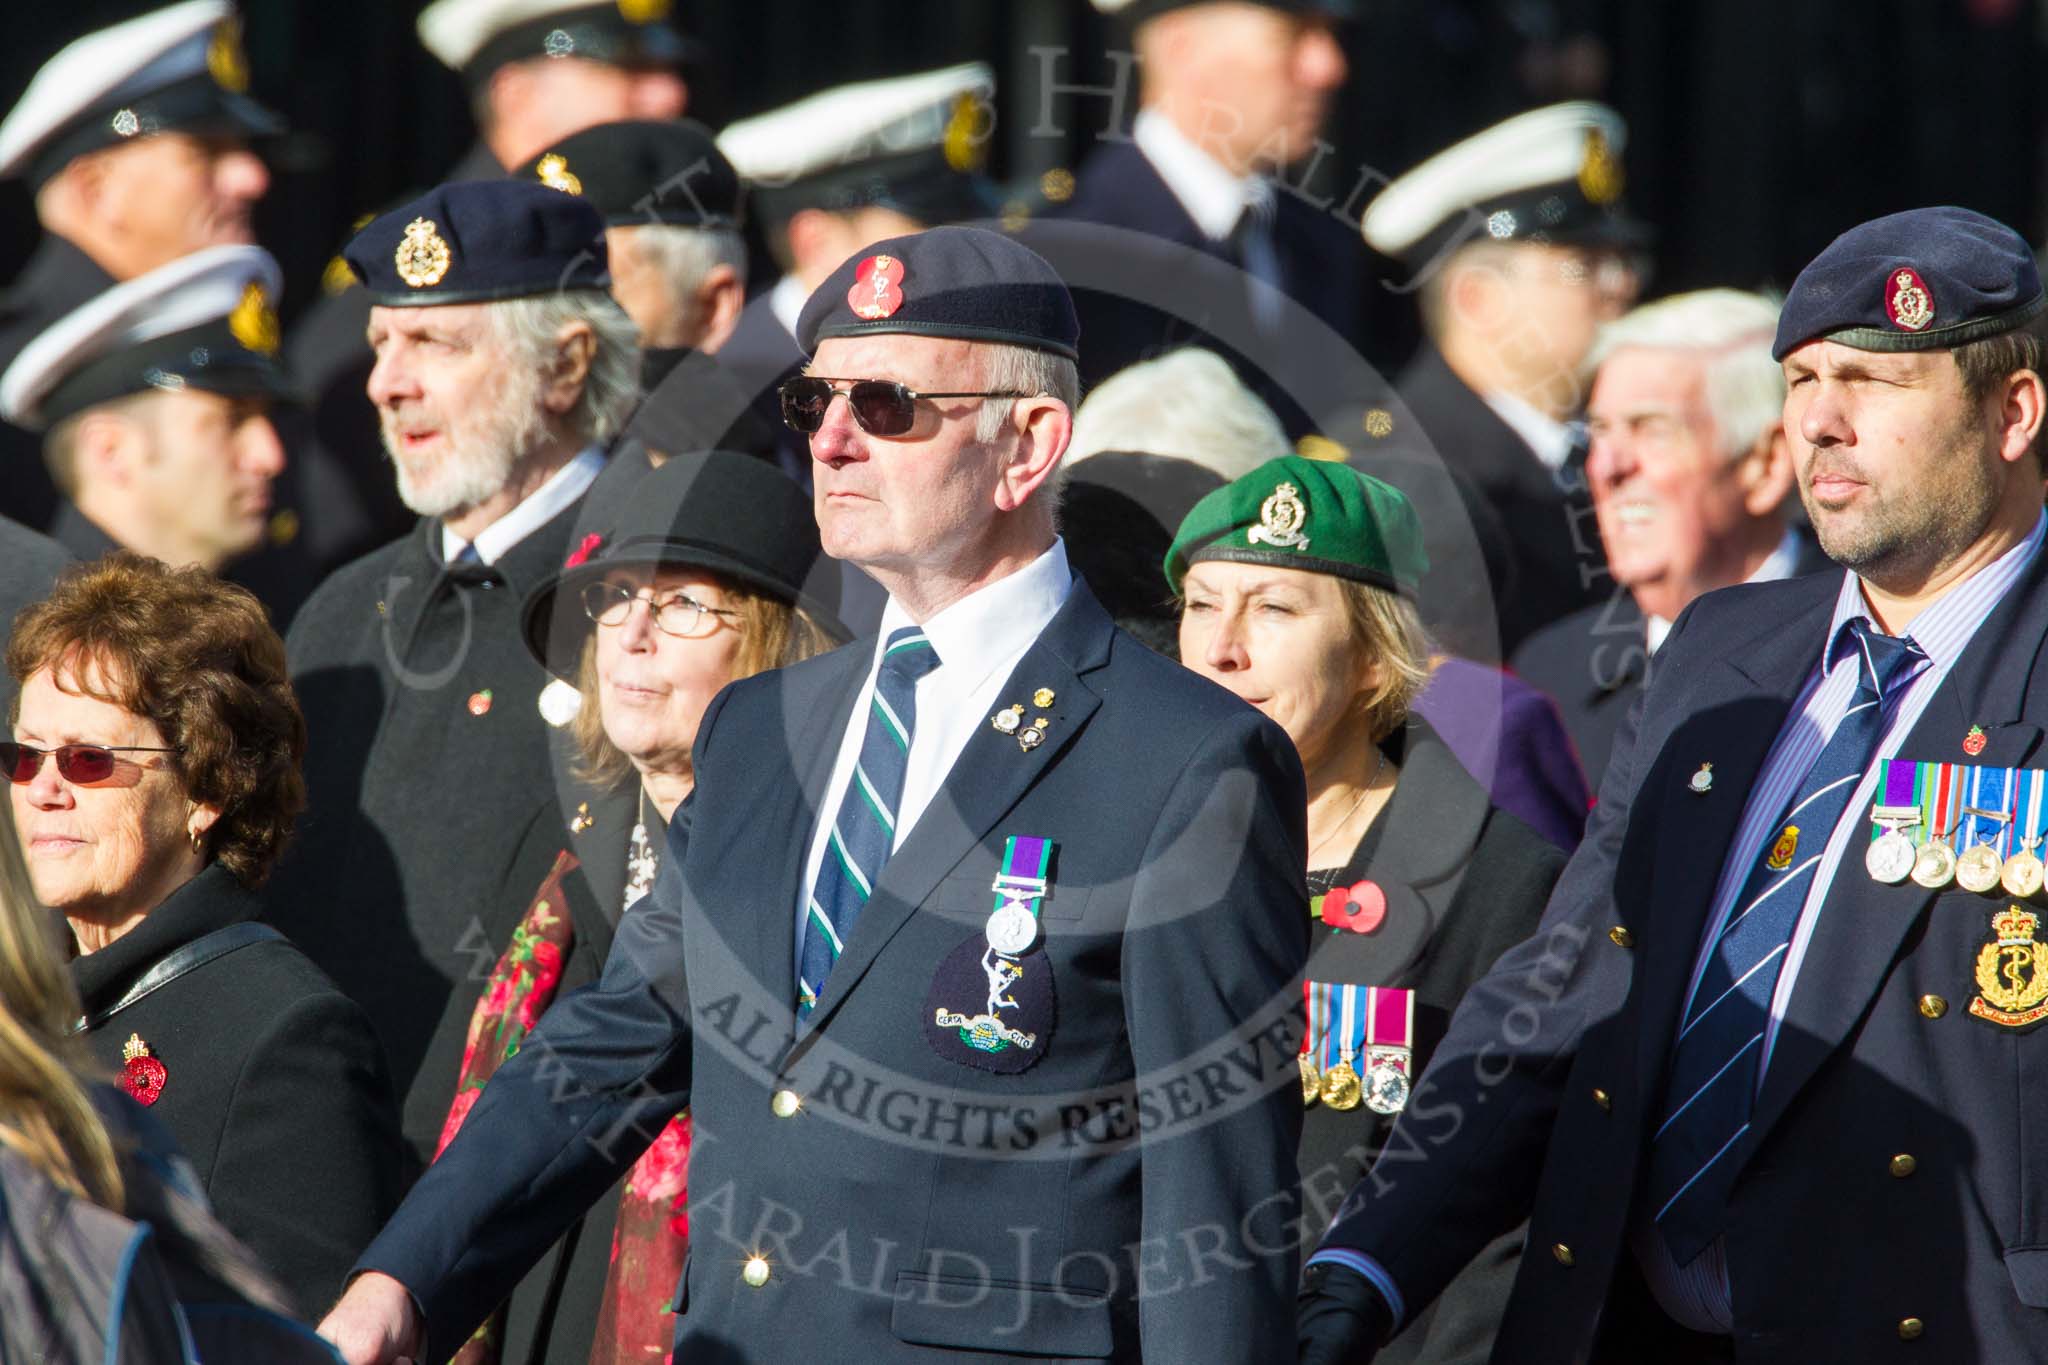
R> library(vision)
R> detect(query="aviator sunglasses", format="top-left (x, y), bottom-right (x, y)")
top-left (1, 741), bottom-right (178, 785)
top-left (779, 376), bottom-right (1035, 437)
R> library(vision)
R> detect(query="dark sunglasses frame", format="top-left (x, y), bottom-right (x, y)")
top-left (778, 376), bottom-right (1036, 437)
top-left (1, 741), bottom-right (180, 785)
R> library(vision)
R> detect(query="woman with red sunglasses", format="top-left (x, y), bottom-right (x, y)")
top-left (5, 553), bottom-right (406, 1321)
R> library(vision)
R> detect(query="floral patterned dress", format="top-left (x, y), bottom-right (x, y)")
top-left (438, 815), bottom-right (690, 1364)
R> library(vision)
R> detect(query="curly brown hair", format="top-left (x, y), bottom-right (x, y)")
top-left (7, 553), bottom-right (307, 887)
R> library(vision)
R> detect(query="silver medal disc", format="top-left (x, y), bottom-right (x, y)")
top-left (1363, 1062), bottom-right (1410, 1115)
top-left (1865, 829), bottom-right (1916, 885)
top-left (986, 902), bottom-right (1038, 955)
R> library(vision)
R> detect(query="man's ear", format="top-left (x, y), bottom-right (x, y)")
top-left (1998, 366), bottom-right (2047, 465)
top-left (693, 263), bottom-right (745, 355)
top-left (542, 320), bottom-right (598, 416)
top-left (75, 407), bottom-right (149, 489)
top-left (992, 397), bottom-right (1072, 513)
top-left (1736, 423), bottom-right (1797, 517)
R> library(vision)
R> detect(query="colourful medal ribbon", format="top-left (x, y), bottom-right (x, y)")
top-left (1978, 765), bottom-right (2015, 857)
top-left (1331, 985), bottom-right (1368, 1070)
top-left (1324, 983), bottom-right (1345, 1073)
top-left (2028, 768), bottom-right (2048, 853)
top-left (1301, 980), bottom-right (1328, 1062)
top-left (1365, 987), bottom-right (1414, 1059)
top-left (991, 835), bottom-right (1051, 918)
top-left (1929, 760), bottom-right (1960, 845)
top-left (1874, 759), bottom-right (1918, 842)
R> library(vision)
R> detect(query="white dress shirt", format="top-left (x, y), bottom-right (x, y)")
top-left (439, 447), bottom-right (603, 565)
top-left (1480, 387), bottom-right (1576, 472)
top-left (1133, 108), bottom-right (1266, 242)
top-left (768, 273), bottom-right (810, 342)
top-left (793, 540), bottom-right (1074, 980)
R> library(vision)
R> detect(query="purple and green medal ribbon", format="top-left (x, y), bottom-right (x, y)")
top-left (991, 835), bottom-right (1051, 922)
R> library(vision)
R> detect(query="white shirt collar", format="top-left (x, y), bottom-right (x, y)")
top-left (1646, 528), bottom-right (1808, 654)
top-left (768, 273), bottom-right (810, 341)
top-left (1480, 388), bottom-right (1575, 471)
top-left (1133, 108), bottom-right (1267, 242)
top-left (441, 446), bottom-right (603, 566)
top-left (874, 538), bottom-right (1072, 694)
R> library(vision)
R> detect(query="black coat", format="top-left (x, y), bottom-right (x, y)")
top-left (1301, 719), bottom-right (1564, 1365)
top-left (0, 514), bottom-right (69, 705)
top-left (267, 501), bottom-right (585, 1168)
top-left (1047, 140), bottom-right (1369, 437)
top-left (1511, 534), bottom-right (1834, 791)
top-left (1394, 344), bottom-right (1604, 657)
top-left (358, 578), bottom-right (1311, 1361)
top-left (0, 236), bottom-right (112, 531)
top-left (69, 864), bottom-right (406, 1317)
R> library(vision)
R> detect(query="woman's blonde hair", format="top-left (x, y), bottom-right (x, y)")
top-left (0, 807), bottom-right (123, 1209)
top-left (571, 574), bottom-right (841, 790)
top-left (1336, 578), bottom-right (1433, 744)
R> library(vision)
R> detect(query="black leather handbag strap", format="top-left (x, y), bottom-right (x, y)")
top-left (74, 921), bottom-right (285, 1033)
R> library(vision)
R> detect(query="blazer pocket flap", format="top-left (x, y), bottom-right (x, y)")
top-left (890, 1270), bottom-right (1112, 1357)
top-left (2006, 1247), bottom-right (2048, 1308)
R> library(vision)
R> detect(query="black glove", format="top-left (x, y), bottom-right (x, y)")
top-left (1298, 1261), bottom-right (1395, 1364)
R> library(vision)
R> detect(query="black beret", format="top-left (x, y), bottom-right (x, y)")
top-left (796, 225), bottom-right (1079, 360)
top-left (343, 180), bottom-right (610, 307)
top-left (515, 119), bottom-right (741, 229)
top-left (1772, 206), bottom-right (2048, 360)
top-left (521, 449), bottom-right (848, 678)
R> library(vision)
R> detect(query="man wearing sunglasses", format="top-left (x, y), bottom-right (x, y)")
top-left (267, 179), bottom-right (640, 1177)
top-left (324, 226), bottom-right (1309, 1364)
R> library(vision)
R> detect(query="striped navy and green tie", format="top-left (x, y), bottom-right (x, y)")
top-left (799, 626), bottom-right (942, 1014)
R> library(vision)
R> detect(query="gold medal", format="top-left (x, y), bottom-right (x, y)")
top-left (1911, 835), bottom-right (1956, 890)
top-left (2003, 844), bottom-right (2045, 899)
top-left (1299, 1054), bottom-right (1322, 1106)
top-left (1320, 1060), bottom-right (1362, 1110)
top-left (1958, 843), bottom-right (2005, 894)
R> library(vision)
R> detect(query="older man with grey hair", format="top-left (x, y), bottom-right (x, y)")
top-left (264, 180), bottom-right (640, 1168)
top-left (1512, 288), bottom-right (1827, 788)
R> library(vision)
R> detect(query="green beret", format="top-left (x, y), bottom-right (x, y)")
top-left (1163, 454), bottom-right (1429, 596)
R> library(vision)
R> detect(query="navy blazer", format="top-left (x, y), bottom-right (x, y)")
top-left (357, 578), bottom-right (1310, 1362)
top-left (1319, 548), bottom-right (2048, 1363)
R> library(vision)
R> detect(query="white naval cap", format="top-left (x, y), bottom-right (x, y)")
top-left (0, 1), bottom-right (281, 187)
top-left (718, 62), bottom-right (996, 224)
top-left (417, 0), bottom-right (687, 83)
top-left (1359, 102), bottom-right (1646, 266)
top-left (0, 245), bottom-right (291, 431)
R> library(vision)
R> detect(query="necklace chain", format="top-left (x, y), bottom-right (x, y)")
top-left (1307, 748), bottom-right (1387, 868)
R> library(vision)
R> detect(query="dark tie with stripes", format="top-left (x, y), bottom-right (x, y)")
top-left (1647, 617), bottom-right (1925, 1264)
top-left (798, 626), bottom-right (942, 1014)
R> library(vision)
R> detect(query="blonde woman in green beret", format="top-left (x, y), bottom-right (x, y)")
top-left (1169, 455), bottom-right (1566, 1365)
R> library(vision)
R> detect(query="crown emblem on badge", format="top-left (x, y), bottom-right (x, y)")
top-left (1887, 267), bottom-right (1935, 332)
top-left (1246, 481), bottom-right (1311, 551)
top-left (1577, 128), bottom-right (1624, 206)
top-left (228, 281), bottom-right (280, 356)
top-left (536, 154), bottom-right (583, 195)
top-left (617, 0), bottom-right (672, 21)
top-left (206, 18), bottom-right (250, 94)
top-left (1973, 904), bottom-right (2048, 1026)
top-left (396, 218), bottom-right (452, 289)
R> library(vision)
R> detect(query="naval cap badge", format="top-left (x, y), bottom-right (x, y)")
top-left (536, 154), bottom-right (583, 196)
top-left (1245, 481), bottom-right (1311, 551)
top-left (1886, 267), bottom-right (1935, 332)
top-left (396, 218), bottom-right (452, 289)
top-left (229, 281), bottom-right (280, 356)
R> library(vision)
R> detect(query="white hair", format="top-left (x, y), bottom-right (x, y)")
top-left (486, 290), bottom-right (643, 448)
top-left (1587, 289), bottom-right (1785, 461)
top-left (620, 224), bottom-right (748, 332)
top-left (1067, 348), bottom-right (1288, 481)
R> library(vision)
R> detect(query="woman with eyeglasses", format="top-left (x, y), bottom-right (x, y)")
top-left (430, 450), bottom-right (846, 1365)
top-left (5, 553), bottom-right (406, 1320)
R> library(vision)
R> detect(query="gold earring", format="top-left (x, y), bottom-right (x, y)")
top-left (189, 828), bottom-right (204, 856)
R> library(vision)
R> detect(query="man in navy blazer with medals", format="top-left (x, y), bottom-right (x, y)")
top-left (322, 226), bottom-right (1311, 1363)
top-left (1300, 205), bottom-right (2048, 1363)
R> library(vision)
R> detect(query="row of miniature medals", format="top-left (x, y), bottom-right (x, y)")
top-left (1862, 757), bottom-right (2048, 897)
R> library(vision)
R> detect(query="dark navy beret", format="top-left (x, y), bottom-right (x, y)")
top-left (1773, 206), bottom-right (2048, 360)
top-left (343, 180), bottom-right (610, 307)
top-left (515, 119), bottom-right (741, 229)
top-left (796, 225), bottom-right (1079, 360)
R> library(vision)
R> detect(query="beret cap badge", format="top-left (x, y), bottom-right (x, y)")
top-left (1245, 481), bottom-right (1311, 551)
top-left (1887, 267), bottom-right (1935, 332)
top-left (396, 217), bottom-right (453, 289)
top-left (536, 153), bottom-right (583, 196)
top-left (849, 254), bottom-right (906, 320)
